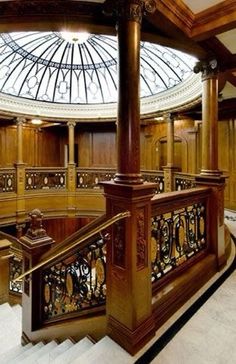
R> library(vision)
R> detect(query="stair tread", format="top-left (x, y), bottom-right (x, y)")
top-left (71, 336), bottom-right (134, 364)
top-left (53, 337), bottom-right (94, 364)
top-left (37, 338), bottom-right (75, 364)
top-left (0, 343), bottom-right (33, 364)
top-left (9, 341), bottom-right (45, 363)
top-left (21, 341), bottom-right (58, 364)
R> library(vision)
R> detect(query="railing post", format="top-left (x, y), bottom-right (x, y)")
top-left (103, 181), bottom-right (156, 354)
top-left (15, 117), bottom-right (26, 224)
top-left (19, 209), bottom-right (54, 343)
top-left (194, 60), bottom-right (226, 268)
top-left (163, 113), bottom-right (178, 192)
top-left (67, 121), bottom-right (76, 217)
top-left (0, 239), bottom-right (12, 304)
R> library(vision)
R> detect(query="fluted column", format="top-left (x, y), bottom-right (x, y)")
top-left (163, 113), bottom-right (177, 192)
top-left (194, 60), bottom-right (226, 268)
top-left (67, 121), bottom-right (76, 216)
top-left (16, 117), bottom-right (25, 165)
top-left (67, 121), bottom-right (76, 165)
top-left (15, 117), bottom-right (26, 223)
top-left (194, 60), bottom-right (220, 175)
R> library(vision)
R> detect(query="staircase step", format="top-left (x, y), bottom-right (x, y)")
top-left (0, 343), bottom-right (33, 364)
top-left (36, 338), bottom-right (74, 364)
top-left (11, 304), bottom-right (22, 322)
top-left (53, 337), bottom-right (94, 364)
top-left (20, 341), bottom-right (58, 364)
top-left (71, 336), bottom-right (134, 364)
top-left (8, 341), bottom-right (44, 364)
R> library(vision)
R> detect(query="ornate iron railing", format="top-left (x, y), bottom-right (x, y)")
top-left (42, 234), bottom-right (107, 320)
top-left (0, 169), bottom-right (16, 193)
top-left (174, 172), bottom-right (196, 191)
top-left (142, 170), bottom-right (164, 194)
top-left (151, 188), bottom-right (209, 283)
top-left (77, 168), bottom-right (116, 189)
top-left (25, 168), bottom-right (66, 190)
top-left (9, 251), bottom-right (23, 294)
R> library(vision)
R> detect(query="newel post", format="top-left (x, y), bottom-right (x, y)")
top-left (194, 60), bottom-right (226, 268)
top-left (20, 209), bottom-right (54, 344)
top-left (102, 0), bottom-right (157, 354)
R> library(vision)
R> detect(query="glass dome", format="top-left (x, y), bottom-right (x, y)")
top-left (0, 32), bottom-right (197, 105)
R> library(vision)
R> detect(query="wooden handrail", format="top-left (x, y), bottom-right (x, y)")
top-left (13, 211), bottom-right (130, 282)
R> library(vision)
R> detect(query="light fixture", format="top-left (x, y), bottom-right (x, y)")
top-left (60, 31), bottom-right (90, 44)
top-left (31, 118), bottom-right (43, 125)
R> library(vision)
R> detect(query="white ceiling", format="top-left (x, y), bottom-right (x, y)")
top-left (182, 0), bottom-right (225, 13)
top-left (217, 29), bottom-right (236, 53)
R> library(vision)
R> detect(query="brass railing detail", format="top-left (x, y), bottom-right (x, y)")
top-left (14, 211), bottom-right (130, 283)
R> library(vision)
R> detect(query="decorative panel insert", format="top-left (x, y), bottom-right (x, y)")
top-left (42, 235), bottom-right (107, 321)
top-left (151, 202), bottom-right (206, 282)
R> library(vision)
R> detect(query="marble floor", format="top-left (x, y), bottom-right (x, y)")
top-left (150, 268), bottom-right (236, 364)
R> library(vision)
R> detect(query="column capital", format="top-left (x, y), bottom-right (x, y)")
top-left (15, 116), bottom-right (26, 126)
top-left (193, 59), bottom-right (218, 80)
top-left (67, 120), bottom-right (76, 128)
top-left (105, 0), bottom-right (156, 24)
top-left (164, 112), bottom-right (175, 123)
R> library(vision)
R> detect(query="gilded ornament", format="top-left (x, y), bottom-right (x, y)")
top-left (95, 258), bottom-right (105, 285)
top-left (66, 272), bottom-right (73, 296)
top-left (44, 283), bottom-right (51, 304)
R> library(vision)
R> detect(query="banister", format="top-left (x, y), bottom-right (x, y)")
top-left (13, 210), bottom-right (130, 282)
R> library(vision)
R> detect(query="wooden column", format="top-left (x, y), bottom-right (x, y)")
top-left (67, 121), bottom-right (76, 216)
top-left (15, 117), bottom-right (26, 223)
top-left (163, 113), bottom-right (177, 192)
top-left (20, 209), bottom-right (54, 343)
top-left (0, 239), bottom-right (12, 304)
top-left (114, 0), bottom-right (143, 185)
top-left (194, 60), bottom-right (226, 268)
top-left (103, 0), bottom-right (157, 355)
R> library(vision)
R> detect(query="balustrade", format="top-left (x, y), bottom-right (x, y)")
top-left (25, 168), bottom-right (66, 190)
top-left (42, 233), bottom-right (107, 321)
top-left (174, 172), bottom-right (196, 191)
top-left (0, 169), bottom-right (16, 193)
top-left (151, 187), bottom-right (210, 285)
top-left (77, 168), bottom-right (115, 189)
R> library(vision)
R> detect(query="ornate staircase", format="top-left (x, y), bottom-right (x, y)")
top-left (0, 303), bottom-right (133, 364)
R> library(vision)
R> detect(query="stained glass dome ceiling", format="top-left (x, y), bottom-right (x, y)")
top-left (0, 31), bottom-right (198, 106)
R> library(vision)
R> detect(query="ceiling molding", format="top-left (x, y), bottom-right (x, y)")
top-left (156, 0), bottom-right (194, 36)
top-left (191, 1), bottom-right (236, 40)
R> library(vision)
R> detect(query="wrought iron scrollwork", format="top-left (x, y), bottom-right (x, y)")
top-left (151, 203), bottom-right (206, 282)
top-left (42, 235), bottom-right (107, 321)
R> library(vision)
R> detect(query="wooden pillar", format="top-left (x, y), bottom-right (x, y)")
top-left (194, 60), bottom-right (226, 268)
top-left (20, 209), bottom-right (54, 343)
top-left (0, 239), bottom-right (12, 304)
top-left (67, 121), bottom-right (76, 216)
top-left (114, 0), bottom-right (143, 185)
top-left (15, 117), bottom-right (26, 223)
top-left (163, 113), bottom-right (177, 192)
top-left (103, 0), bottom-right (157, 354)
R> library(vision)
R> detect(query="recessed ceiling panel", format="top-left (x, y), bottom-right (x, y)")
top-left (217, 29), bottom-right (236, 53)
top-left (182, 0), bottom-right (225, 13)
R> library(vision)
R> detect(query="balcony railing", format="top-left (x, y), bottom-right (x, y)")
top-left (151, 187), bottom-right (210, 286)
top-left (25, 168), bottom-right (66, 190)
top-left (174, 172), bottom-right (197, 191)
top-left (0, 168), bottom-right (16, 193)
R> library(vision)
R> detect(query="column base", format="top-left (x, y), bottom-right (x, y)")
top-left (107, 314), bottom-right (155, 355)
top-left (200, 169), bottom-right (222, 177)
top-left (114, 173), bottom-right (143, 185)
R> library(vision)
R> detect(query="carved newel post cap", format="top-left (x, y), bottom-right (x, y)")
top-left (20, 209), bottom-right (54, 251)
